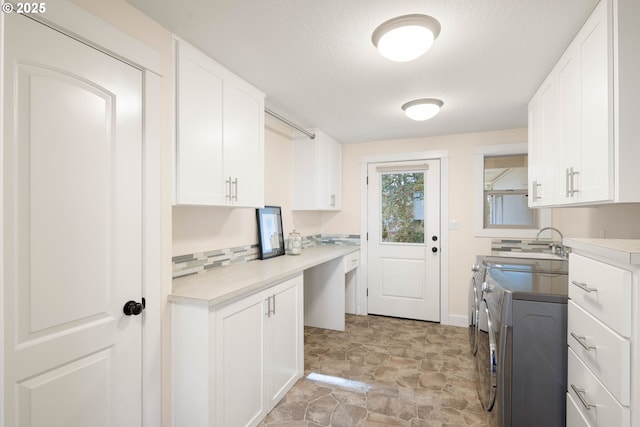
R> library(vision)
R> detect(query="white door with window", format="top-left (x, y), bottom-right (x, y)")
top-left (367, 160), bottom-right (441, 321)
top-left (3, 14), bottom-right (144, 426)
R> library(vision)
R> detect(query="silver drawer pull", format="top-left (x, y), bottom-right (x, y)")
top-left (570, 332), bottom-right (596, 351)
top-left (571, 280), bottom-right (598, 293)
top-left (571, 384), bottom-right (596, 410)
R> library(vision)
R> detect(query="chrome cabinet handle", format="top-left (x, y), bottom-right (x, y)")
top-left (571, 168), bottom-right (579, 195)
top-left (571, 384), bottom-right (595, 410)
top-left (226, 177), bottom-right (232, 201)
top-left (566, 167), bottom-right (580, 196)
top-left (330, 194), bottom-right (336, 207)
top-left (265, 295), bottom-right (276, 317)
top-left (532, 180), bottom-right (541, 201)
top-left (571, 280), bottom-right (598, 293)
top-left (232, 177), bottom-right (238, 202)
top-left (570, 332), bottom-right (596, 351)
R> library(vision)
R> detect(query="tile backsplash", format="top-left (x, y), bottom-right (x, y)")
top-left (491, 238), bottom-right (556, 254)
top-left (172, 234), bottom-right (360, 278)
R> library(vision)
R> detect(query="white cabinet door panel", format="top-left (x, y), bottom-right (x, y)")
top-left (215, 293), bottom-right (266, 427)
top-left (267, 275), bottom-right (303, 408)
top-left (175, 41), bottom-right (225, 205)
top-left (4, 13), bottom-right (143, 426)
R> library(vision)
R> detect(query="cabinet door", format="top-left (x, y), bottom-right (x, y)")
top-left (215, 292), bottom-right (266, 427)
top-left (528, 75), bottom-right (557, 206)
top-left (266, 275), bottom-right (303, 409)
top-left (578, 1), bottom-right (612, 203)
top-left (175, 41), bottom-right (226, 205)
top-left (329, 137), bottom-right (342, 210)
top-left (557, 43), bottom-right (582, 204)
top-left (316, 131), bottom-right (342, 210)
top-left (224, 75), bottom-right (265, 208)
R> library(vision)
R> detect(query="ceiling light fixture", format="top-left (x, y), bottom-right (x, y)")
top-left (402, 98), bottom-right (444, 121)
top-left (372, 14), bottom-right (441, 62)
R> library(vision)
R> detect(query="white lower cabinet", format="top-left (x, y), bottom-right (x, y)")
top-left (565, 239), bottom-right (639, 427)
top-left (172, 274), bottom-right (303, 427)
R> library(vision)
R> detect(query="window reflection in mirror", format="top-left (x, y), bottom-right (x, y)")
top-left (483, 154), bottom-right (538, 229)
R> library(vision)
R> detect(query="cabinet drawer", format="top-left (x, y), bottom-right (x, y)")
top-left (568, 301), bottom-right (630, 405)
top-left (344, 251), bottom-right (359, 274)
top-left (568, 253), bottom-right (631, 336)
top-left (567, 392), bottom-right (593, 427)
top-left (568, 348), bottom-right (630, 427)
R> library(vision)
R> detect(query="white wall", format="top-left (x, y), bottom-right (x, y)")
top-left (553, 204), bottom-right (640, 238)
top-left (325, 128), bottom-right (529, 319)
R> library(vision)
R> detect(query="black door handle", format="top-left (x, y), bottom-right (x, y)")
top-left (432, 247), bottom-right (438, 253)
top-left (123, 298), bottom-right (146, 316)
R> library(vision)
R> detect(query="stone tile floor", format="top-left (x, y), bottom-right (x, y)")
top-left (259, 314), bottom-right (488, 427)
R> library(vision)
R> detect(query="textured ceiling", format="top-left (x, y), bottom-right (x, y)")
top-left (126, 0), bottom-right (599, 143)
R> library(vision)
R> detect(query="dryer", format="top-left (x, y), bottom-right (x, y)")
top-left (477, 259), bottom-right (568, 427)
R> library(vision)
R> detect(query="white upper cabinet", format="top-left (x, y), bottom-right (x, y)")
top-left (292, 128), bottom-right (342, 211)
top-left (528, 73), bottom-right (559, 206)
top-left (174, 37), bottom-right (265, 207)
top-left (528, 0), bottom-right (640, 207)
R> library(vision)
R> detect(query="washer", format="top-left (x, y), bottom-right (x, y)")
top-left (477, 259), bottom-right (568, 427)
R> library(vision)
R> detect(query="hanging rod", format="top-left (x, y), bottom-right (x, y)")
top-left (265, 107), bottom-right (316, 139)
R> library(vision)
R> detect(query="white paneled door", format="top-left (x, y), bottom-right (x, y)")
top-left (3, 14), bottom-right (144, 426)
top-left (367, 160), bottom-right (441, 321)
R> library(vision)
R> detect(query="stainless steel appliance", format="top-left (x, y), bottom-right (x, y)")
top-left (470, 257), bottom-right (568, 427)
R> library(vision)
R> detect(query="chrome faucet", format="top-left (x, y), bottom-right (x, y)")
top-left (535, 227), bottom-right (567, 258)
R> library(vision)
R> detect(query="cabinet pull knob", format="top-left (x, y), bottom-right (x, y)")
top-left (570, 332), bottom-right (596, 351)
top-left (571, 280), bottom-right (598, 293)
top-left (571, 384), bottom-right (595, 410)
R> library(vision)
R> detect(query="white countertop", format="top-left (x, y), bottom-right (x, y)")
top-left (170, 245), bottom-right (360, 308)
top-left (564, 238), bottom-right (640, 265)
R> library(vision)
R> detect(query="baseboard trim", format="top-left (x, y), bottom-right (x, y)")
top-left (446, 314), bottom-right (468, 328)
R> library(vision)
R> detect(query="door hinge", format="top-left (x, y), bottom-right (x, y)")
top-left (366, 232), bottom-right (369, 241)
top-left (366, 288), bottom-right (368, 296)
top-left (366, 176), bottom-right (368, 185)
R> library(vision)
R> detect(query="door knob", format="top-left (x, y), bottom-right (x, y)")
top-left (123, 298), bottom-right (145, 316)
top-left (432, 247), bottom-right (438, 253)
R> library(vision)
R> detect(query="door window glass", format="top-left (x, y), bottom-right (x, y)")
top-left (380, 172), bottom-right (425, 243)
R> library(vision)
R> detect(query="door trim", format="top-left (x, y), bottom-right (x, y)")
top-left (0, 2), bottom-right (162, 426)
top-left (360, 151), bottom-right (450, 324)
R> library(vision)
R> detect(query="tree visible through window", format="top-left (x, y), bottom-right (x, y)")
top-left (380, 172), bottom-right (425, 243)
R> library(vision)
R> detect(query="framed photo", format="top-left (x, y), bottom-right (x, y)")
top-left (256, 206), bottom-right (285, 260)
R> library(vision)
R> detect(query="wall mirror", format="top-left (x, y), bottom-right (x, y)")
top-left (256, 206), bottom-right (285, 259)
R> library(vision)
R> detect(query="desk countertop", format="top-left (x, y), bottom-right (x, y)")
top-left (170, 245), bottom-right (360, 308)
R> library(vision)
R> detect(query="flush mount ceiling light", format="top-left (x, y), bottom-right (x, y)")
top-left (401, 98), bottom-right (444, 121)
top-left (372, 14), bottom-right (441, 62)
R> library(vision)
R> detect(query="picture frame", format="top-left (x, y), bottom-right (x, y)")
top-left (256, 206), bottom-right (285, 260)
